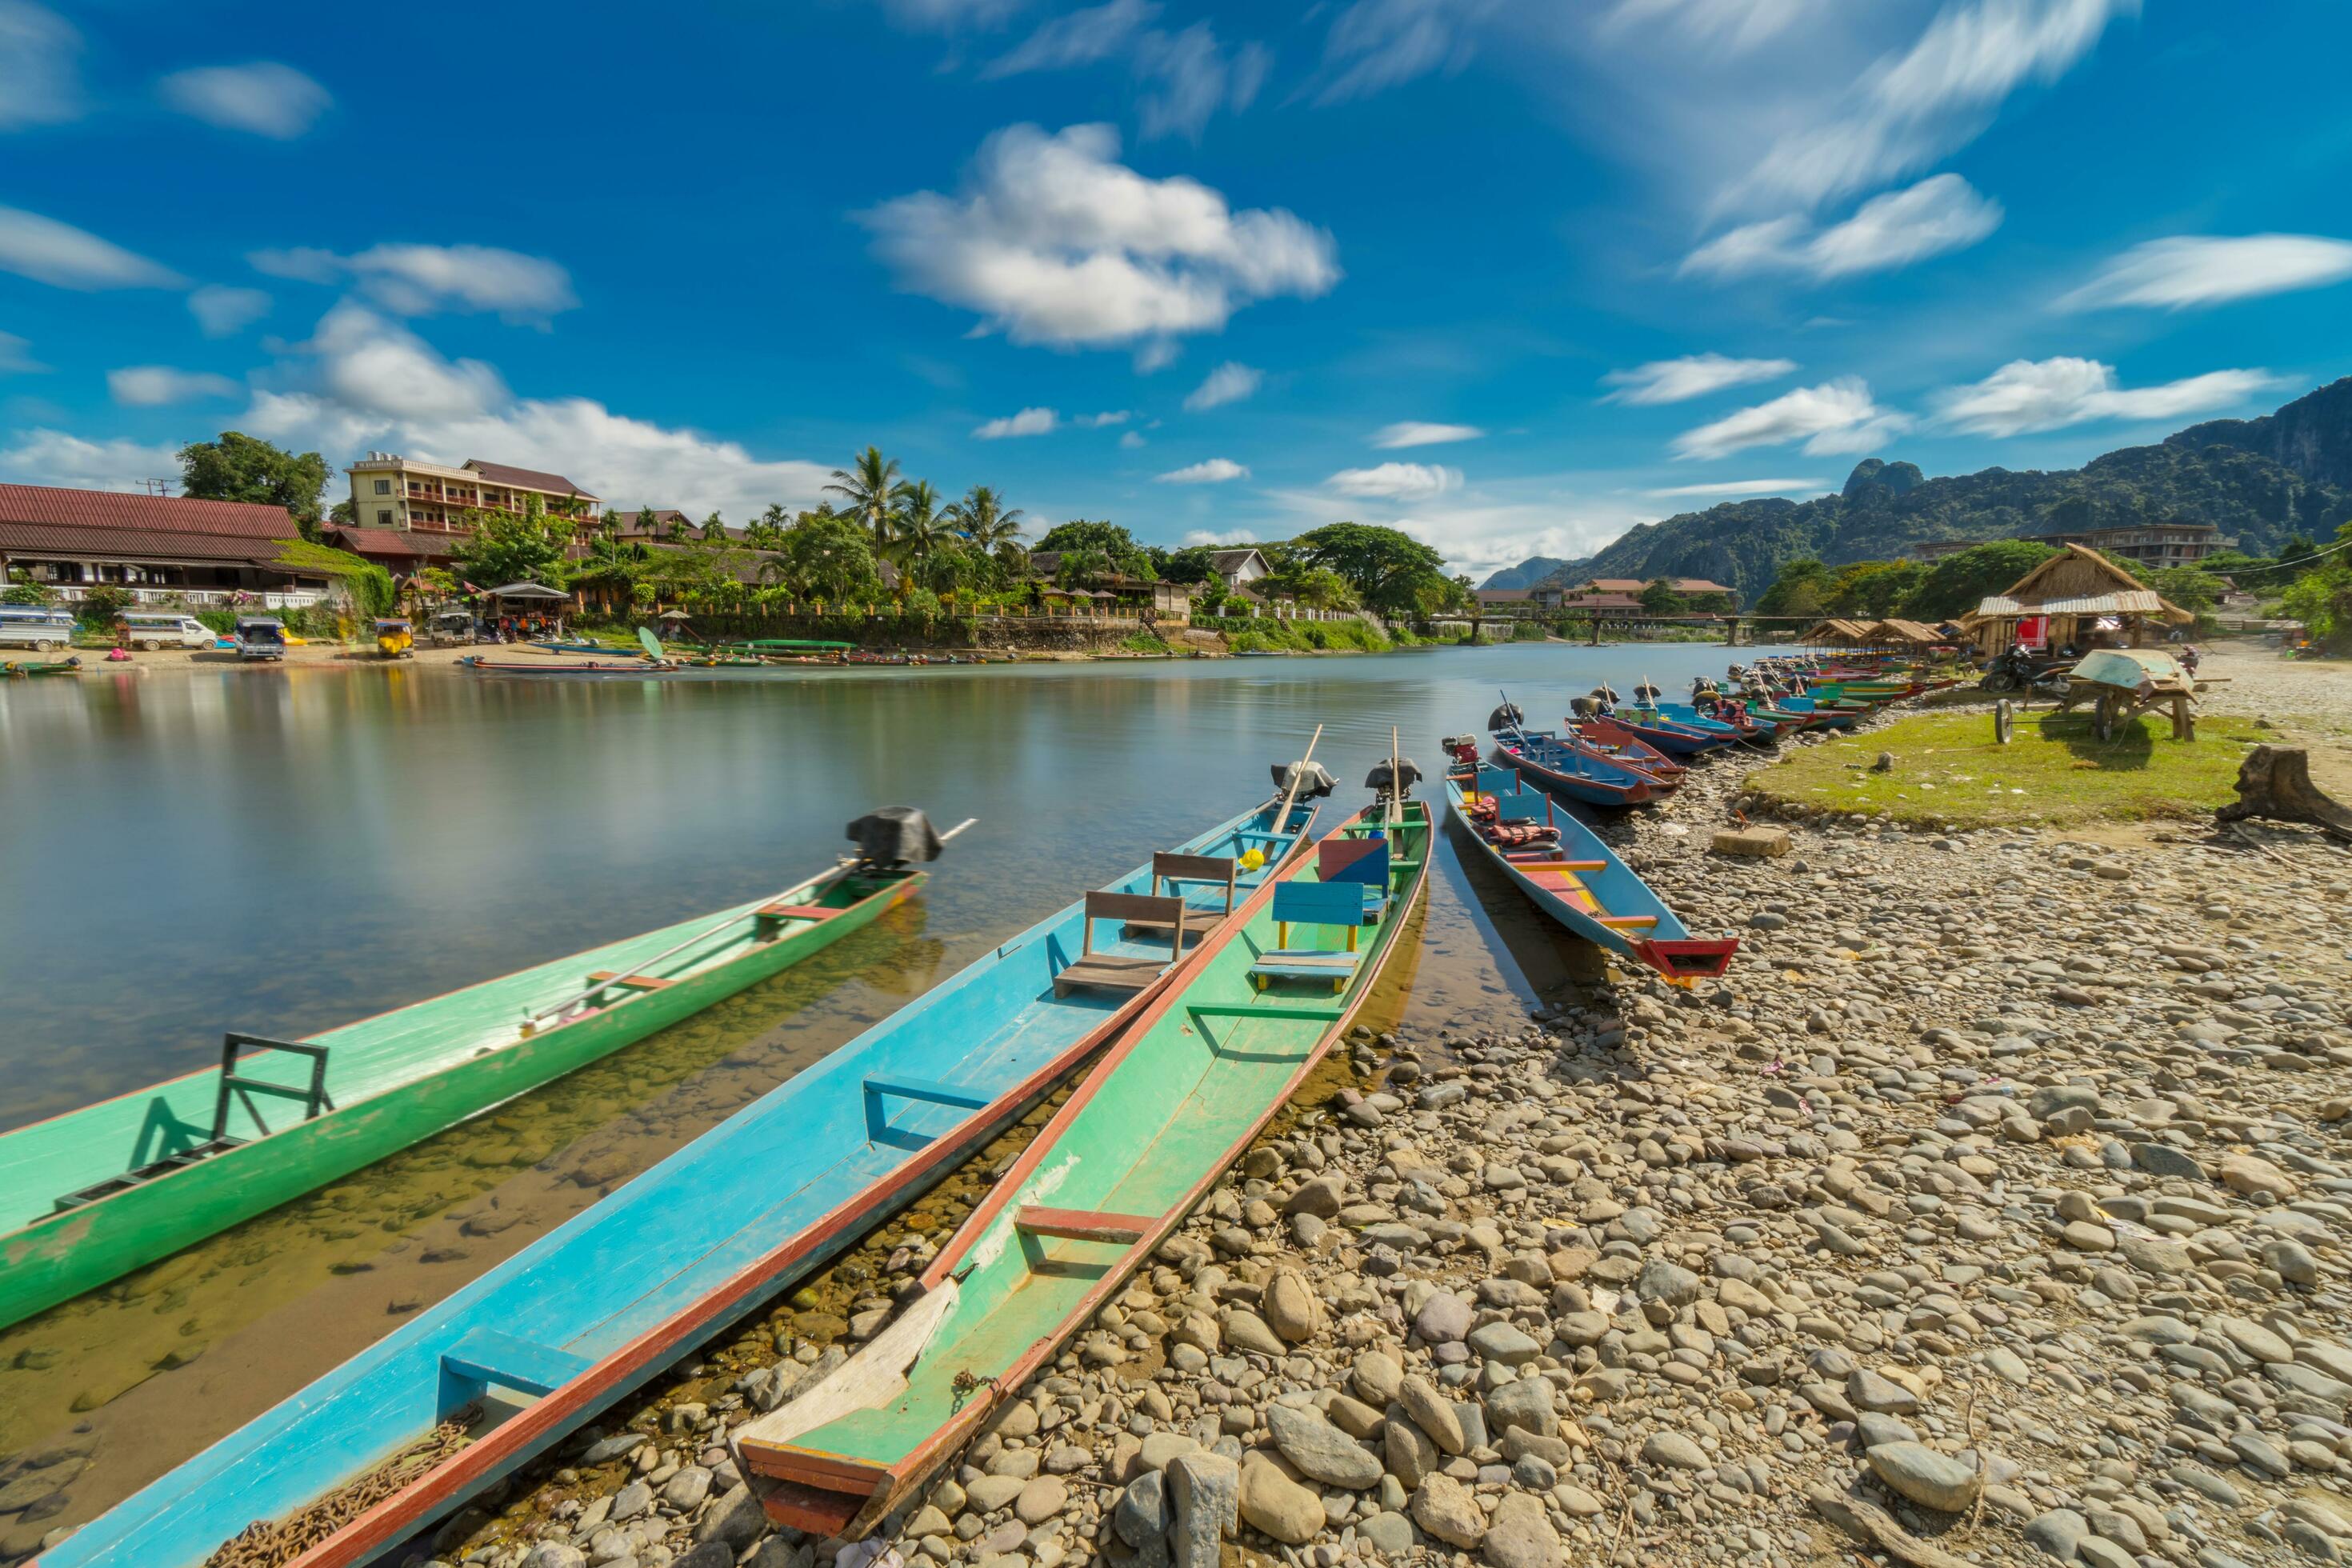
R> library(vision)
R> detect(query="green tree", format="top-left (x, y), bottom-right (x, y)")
top-left (76, 583), bottom-right (135, 627)
top-left (1160, 545), bottom-right (1222, 585)
top-left (2150, 566), bottom-right (2222, 612)
top-left (1754, 558), bottom-right (1833, 618)
top-left (893, 479), bottom-right (947, 565)
top-left (3, 568), bottom-right (56, 606)
top-left (824, 446), bottom-right (910, 553)
top-left (1898, 540), bottom-right (2060, 622)
top-left (768, 514), bottom-right (882, 605)
top-left (1289, 566), bottom-right (1358, 612)
top-left (453, 506), bottom-right (570, 587)
top-left (1287, 522), bottom-right (1446, 613)
top-left (1054, 546), bottom-right (1116, 590)
top-left (701, 510), bottom-right (728, 543)
top-left (1826, 560), bottom-right (1923, 618)
top-left (178, 432), bottom-right (332, 539)
top-left (946, 485), bottom-right (1026, 553)
top-left (1638, 578), bottom-right (1688, 616)
top-left (572, 534), bottom-right (651, 610)
top-left (746, 504), bottom-right (791, 550)
top-left (1035, 520), bottom-right (1154, 579)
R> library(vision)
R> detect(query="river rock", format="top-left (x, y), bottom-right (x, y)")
top-left (1866, 1442), bottom-right (1981, 1513)
top-left (1411, 1473), bottom-right (1486, 1549)
top-left (1166, 1452), bottom-right (1238, 1568)
top-left (1266, 1402), bottom-right (1381, 1488)
top-left (1262, 1270), bottom-right (1320, 1343)
top-left (1482, 1492), bottom-right (1561, 1568)
top-left (1237, 1453), bottom-right (1322, 1546)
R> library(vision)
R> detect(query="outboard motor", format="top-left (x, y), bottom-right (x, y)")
top-left (1568, 696), bottom-right (1599, 719)
top-left (1364, 757), bottom-right (1422, 809)
top-left (1441, 735), bottom-right (1482, 774)
top-left (846, 806), bottom-right (945, 869)
top-left (1270, 759), bottom-right (1338, 798)
top-left (1486, 702), bottom-right (1526, 734)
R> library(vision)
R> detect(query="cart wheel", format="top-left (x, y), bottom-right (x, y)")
top-left (1994, 699), bottom-right (2014, 744)
top-left (2093, 691), bottom-right (2118, 741)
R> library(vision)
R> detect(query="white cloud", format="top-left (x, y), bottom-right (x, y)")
top-left (1372, 421), bottom-right (1484, 447)
top-left (878, 0), bottom-right (1029, 30)
top-left (250, 242), bottom-right (577, 322)
top-left (982, 2), bottom-right (1266, 140)
top-left (188, 285), bottom-right (272, 337)
top-left (1258, 470), bottom-right (1652, 583)
top-left (1078, 409), bottom-right (1132, 426)
top-left (1601, 353), bottom-right (1797, 405)
top-left (0, 430), bottom-right (182, 491)
top-left (1601, 0), bottom-right (1829, 55)
top-left (983, 0), bottom-right (1154, 75)
top-left (1314, 0), bottom-right (1491, 105)
top-left (1156, 458), bottom-right (1249, 482)
top-left (1933, 356), bottom-right (2279, 437)
top-left (303, 302), bottom-right (509, 421)
top-left (1738, 0), bottom-right (2138, 212)
top-left (1671, 377), bottom-right (1907, 458)
top-left (1646, 477), bottom-right (1828, 497)
top-left (1682, 174), bottom-right (2000, 282)
top-left (2057, 234), bottom-right (2352, 311)
top-left (862, 124), bottom-right (1337, 355)
top-left (1182, 527), bottom-right (1257, 546)
top-left (1120, 430), bottom-right (1147, 449)
top-left (0, 206), bottom-right (185, 290)
top-left (158, 62), bottom-right (331, 138)
top-left (0, 1), bottom-right (79, 129)
top-left (1326, 462), bottom-right (1462, 500)
top-left (1183, 361), bottom-right (1262, 411)
top-left (0, 330), bottom-right (43, 373)
top-left (107, 366), bottom-right (242, 406)
top-left (974, 406), bottom-right (1060, 438)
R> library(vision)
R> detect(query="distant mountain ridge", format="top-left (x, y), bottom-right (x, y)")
top-left (1479, 378), bottom-right (2352, 597)
top-left (1479, 555), bottom-right (1578, 590)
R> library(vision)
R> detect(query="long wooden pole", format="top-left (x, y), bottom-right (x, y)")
top-left (1388, 725), bottom-right (1401, 827)
top-left (1270, 723), bottom-right (1326, 842)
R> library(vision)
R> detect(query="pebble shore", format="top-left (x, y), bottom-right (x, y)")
top-left (52, 650), bottom-right (2352, 1568)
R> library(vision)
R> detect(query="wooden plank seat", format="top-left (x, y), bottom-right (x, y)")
top-left (586, 970), bottom-right (674, 990)
top-left (437, 1326), bottom-right (593, 1415)
top-left (1055, 890), bottom-right (1187, 998)
top-left (1250, 881), bottom-right (1365, 993)
top-left (1014, 1206), bottom-right (1158, 1245)
top-left (1597, 914), bottom-right (1659, 929)
top-left (758, 902), bottom-right (838, 921)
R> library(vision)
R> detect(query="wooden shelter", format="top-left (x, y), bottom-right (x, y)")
top-left (1865, 618), bottom-right (1946, 646)
top-left (1958, 543), bottom-right (2192, 656)
top-left (1799, 618), bottom-right (1875, 646)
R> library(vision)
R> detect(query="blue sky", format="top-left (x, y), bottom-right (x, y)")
top-left (3, 0), bottom-right (2350, 580)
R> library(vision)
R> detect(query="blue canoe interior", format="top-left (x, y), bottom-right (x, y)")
top-left (1446, 767), bottom-right (1737, 982)
top-left (1487, 734), bottom-right (1654, 806)
top-left (44, 794), bottom-right (1320, 1568)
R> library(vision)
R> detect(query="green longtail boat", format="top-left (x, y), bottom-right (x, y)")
top-left (731, 789), bottom-right (1432, 1537)
top-left (0, 810), bottom-right (965, 1332)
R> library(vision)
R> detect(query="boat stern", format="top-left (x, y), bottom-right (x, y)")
top-left (738, 1445), bottom-right (902, 1538)
top-left (1631, 936), bottom-right (1741, 984)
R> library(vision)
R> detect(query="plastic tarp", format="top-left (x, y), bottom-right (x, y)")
top-left (846, 806), bottom-right (945, 866)
top-left (1270, 760), bottom-right (1337, 798)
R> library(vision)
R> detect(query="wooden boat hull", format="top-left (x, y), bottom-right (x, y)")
top-left (733, 799), bottom-right (1434, 1536)
top-left (0, 863), bottom-right (921, 1333)
top-left (460, 658), bottom-right (673, 676)
top-left (1447, 774), bottom-right (1737, 982)
top-left (1562, 724), bottom-right (1687, 785)
top-left (1488, 741), bottom-right (1653, 806)
top-left (1584, 713), bottom-right (1727, 757)
top-left (41, 798), bottom-right (1319, 1568)
top-left (1649, 702), bottom-right (1777, 746)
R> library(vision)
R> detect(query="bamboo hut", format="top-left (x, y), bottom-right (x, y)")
top-left (1866, 618), bottom-right (1946, 646)
top-left (1799, 618), bottom-right (1875, 647)
top-left (1958, 544), bottom-right (2192, 656)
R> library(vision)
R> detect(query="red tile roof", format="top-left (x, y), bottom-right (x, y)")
top-left (465, 460), bottom-right (596, 498)
top-left (0, 482), bottom-right (294, 538)
top-left (0, 521), bottom-right (290, 563)
top-left (326, 526), bottom-right (464, 561)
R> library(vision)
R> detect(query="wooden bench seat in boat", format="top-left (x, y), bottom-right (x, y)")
top-left (1054, 891), bottom-right (1187, 998)
top-left (1013, 1206), bottom-right (1158, 1245)
top-left (1249, 881), bottom-right (1364, 993)
top-left (585, 970), bottom-right (674, 990)
top-left (1130, 851), bottom-right (1237, 939)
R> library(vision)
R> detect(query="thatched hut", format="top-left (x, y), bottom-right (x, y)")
top-left (1958, 544), bottom-right (2192, 656)
top-left (1799, 618), bottom-right (1876, 646)
top-left (1866, 618), bottom-right (1946, 646)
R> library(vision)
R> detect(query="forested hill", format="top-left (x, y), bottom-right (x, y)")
top-left (1479, 555), bottom-right (1578, 590)
top-left (1480, 378), bottom-right (2352, 598)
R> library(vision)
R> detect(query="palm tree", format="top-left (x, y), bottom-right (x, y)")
top-left (824, 446), bottom-right (909, 553)
top-left (892, 479), bottom-right (948, 566)
top-left (946, 485), bottom-right (1025, 552)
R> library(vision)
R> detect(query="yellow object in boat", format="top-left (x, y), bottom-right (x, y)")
top-left (1239, 847), bottom-right (1266, 871)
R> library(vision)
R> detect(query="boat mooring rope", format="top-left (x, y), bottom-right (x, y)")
top-left (203, 1411), bottom-right (475, 1568)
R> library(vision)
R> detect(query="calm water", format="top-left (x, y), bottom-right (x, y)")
top-left (0, 640), bottom-right (1740, 1538)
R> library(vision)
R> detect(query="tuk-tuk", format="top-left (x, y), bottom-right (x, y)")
top-left (427, 608), bottom-right (474, 647)
top-left (375, 618), bottom-right (414, 658)
top-left (232, 617), bottom-right (286, 662)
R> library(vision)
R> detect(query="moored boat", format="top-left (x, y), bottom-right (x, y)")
top-left (1, 657), bottom-right (81, 677)
top-left (459, 655), bottom-right (674, 676)
top-left (731, 785), bottom-right (1434, 1537)
top-left (45, 785), bottom-right (1324, 1568)
top-left (1447, 765), bottom-right (1738, 982)
top-left (0, 809), bottom-right (969, 1334)
top-left (1579, 709), bottom-right (1727, 758)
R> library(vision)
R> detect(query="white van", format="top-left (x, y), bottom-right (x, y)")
top-left (118, 611), bottom-right (216, 650)
top-left (0, 606), bottom-right (74, 650)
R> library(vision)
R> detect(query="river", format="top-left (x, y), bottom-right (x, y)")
top-left (0, 639), bottom-right (1739, 1547)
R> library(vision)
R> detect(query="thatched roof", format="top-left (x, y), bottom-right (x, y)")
top-left (1800, 618), bottom-right (1874, 644)
top-left (1972, 543), bottom-right (2193, 626)
top-left (1867, 618), bottom-right (1946, 644)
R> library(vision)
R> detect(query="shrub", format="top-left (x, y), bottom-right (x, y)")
top-left (75, 585), bottom-right (135, 626)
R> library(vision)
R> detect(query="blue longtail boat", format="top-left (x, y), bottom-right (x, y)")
top-left (1486, 698), bottom-right (1656, 807)
top-left (38, 787), bottom-right (1323, 1568)
top-left (1447, 764), bottom-right (1738, 982)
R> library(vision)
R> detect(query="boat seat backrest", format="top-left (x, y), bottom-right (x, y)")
top-left (1152, 851), bottom-right (1239, 913)
top-left (1475, 766), bottom-right (1517, 796)
top-left (1270, 880), bottom-right (1362, 934)
top-left (1316, 836), bottom-right (1389, 888)
top-left (1495, 793), bottom-right (1544, 823)
top-left (1080, 890), bottom-right (1186, 956)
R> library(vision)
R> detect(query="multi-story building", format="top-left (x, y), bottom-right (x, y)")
top-left (2027, 522), bottom-right (2234, 567)
top-left (346, 454), bottom-right (600, 534)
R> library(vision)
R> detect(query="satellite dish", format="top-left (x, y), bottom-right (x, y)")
top-left (638, 627), bottom-right (665, 661)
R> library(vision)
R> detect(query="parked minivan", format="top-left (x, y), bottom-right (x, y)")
top-left (0, 606), bottom-right (75, 650)
top-left (233, 616), bottom-right (287, 661)
top-left (118, 611), bottom-right (216, 650)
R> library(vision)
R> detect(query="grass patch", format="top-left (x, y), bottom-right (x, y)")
top-left (1743, 708), bottom-right (2270, 829)
top-left (1118, 630), bottom-right (1173, 654)
top-left (1222, 618), bottom-right (1391, 654)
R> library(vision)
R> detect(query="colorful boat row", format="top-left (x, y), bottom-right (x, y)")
top-left (35, 760), bottom-right (1406, 1568)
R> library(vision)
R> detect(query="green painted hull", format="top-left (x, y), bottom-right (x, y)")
top-left (735, 799), bottom-right (1433, 1532)
top-left (0, 864), bottom-right (920, 1331)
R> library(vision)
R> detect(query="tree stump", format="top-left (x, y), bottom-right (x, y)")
top-left (2216, 746), bottom-right (2352, 844)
